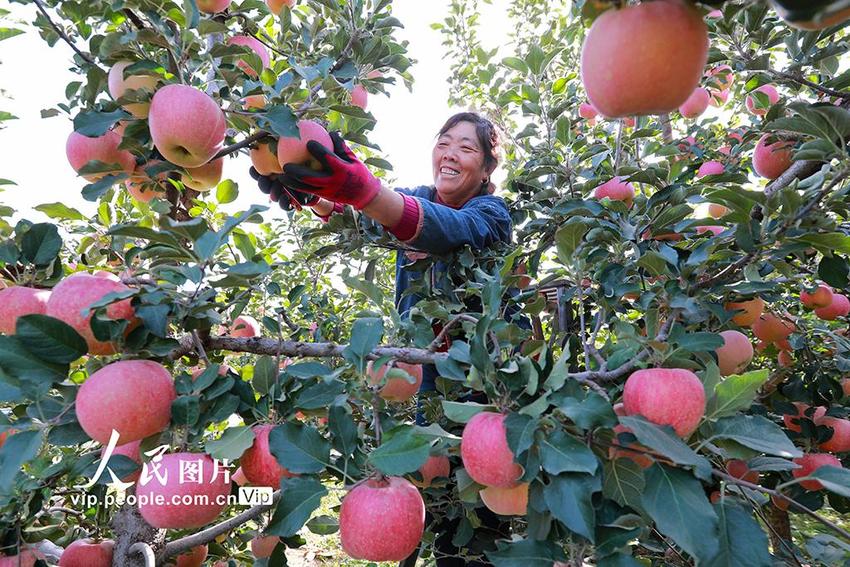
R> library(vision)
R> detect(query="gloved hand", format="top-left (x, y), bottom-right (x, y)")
top-left (249, 166), bottom-right (320, 211)
top-left (278, 132), bottom-right (382, 209)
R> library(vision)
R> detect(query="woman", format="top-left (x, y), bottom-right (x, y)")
top-left (251, 112), bottom-right (513, 566)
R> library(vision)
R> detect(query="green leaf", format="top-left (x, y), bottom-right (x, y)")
top-left (295, 380), bottom-right (345, 409)
top-left (0, 430), bottom-right (42, 493)
top-left (368, 427), bottom-right (430, 475)
top-left (809, 466), bottom-right (850, 498)
top-left (818, 254), bottom-right (849, 288)
top-left (0, 28), bottom-right (24, 42)
top-left (603, 458), bottom-right (645, 509)
top-left (543, 473), bottom-right (599, 541)
top-left (793, 233), bottom-right (850, 256)
top-left (558, 392), bottom-right (618, 430)
top-left (705, 370), bottom-right (769, 420)
top-left (328, 406), bottom-right (357, 458)
top-left (501, 57), bottom-right (529, 74)
top-left (21, 223), bottom-right (61, 266)
top-left (306, 514), bottom-right (339, 535)
top-left (216, 179), bottom-right (238, 204)
top-left (619, 416), bottom-right (712, 478)
top-left (505, 413), bottom-right (537, 457)
top-left (268, 423), bottom-right (330, 474)
top-left (35, 203), bottom-right (86, 221)
top-left (641, 464), bottom-right (719, 562)
top-left (205, 426), bottom-right (255, 461)
top-left (15, 315), bottom-right (86, 364)
top-left (704, 501), bottom-right (773, 567)
top-left (676, 332), bottom-right (725, 352)
top-left (342, 317), bottom-right (383, 371)
top-left (72, 109), bottom-right (128, 137)
top-left (257, 106), bottom-right (299, 138)
top-left (252, 355), bottom-right (278, 395)
top-left (539, 429), bottom-right (598, 475)
top-left (266, 477), bottom-right (327, 536)
top-left (135, 304), bottom-right (170, 338)
top-left (171, 396), bottom-right (200, 426)
top-left (486, 538), bottom-right (566, 567)
top-left (0, 335), bottom-right (67, 385)
top-left (555, 219), bottom-right (588, 264)
top-left (710, 415), bottom-right (801, 458)
top-left (442, 401), bottom-right (493, 424)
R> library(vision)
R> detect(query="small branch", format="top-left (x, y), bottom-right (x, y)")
top-left (659, 114), bottom-right (673, 144)
top-left (428, 314), bottom-right (478, 351)
top-left (122, 9), bottom-right (147, 30)
top-left (128, 542), bottom-right (155, 567)
top-left (211, 131), bottom-right (272, 161)
top-left (791, 167), bottom-right (850, 222)
top-left (164, 490), bottom-right (280, 558)
top-left (191, 330), bottom-right (210, 365)
top-left (276, 306), bottom-right (299, 333)
top-left (32, 0), bottom-right (97, 66)
top-left (765, 160), bottom-right (822, 197)
top-left (767, 69), bottom-right (849, 100)
top-left (614, 120), bottom-right (624, 170)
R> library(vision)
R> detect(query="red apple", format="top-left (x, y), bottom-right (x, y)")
top-left (708, 204), bottom-right (729, 218)
top-left (198, 0), bottom-right (231, 13)
top-left (149, 84), bottom-right (226, 168)
top-left (101, 439), bottom-right (142, 482)
top-left (267, 0), bottom-right (295, 14)
top-left (108, 61), bottom-right (159, 118)
top-left (250, 140), bottom-right (282, 176)
top-left (724, 297), bottom-right (764, 327)
top-left (251, 536), bottom-right (279, 559)
top-left (241, 424), bottom-right (296, 488)
top-left (351, 84), bottom-right (368, 109)
top-left (801, 284), bottom-right (834, 309)
top-left (366, 361), bottom-right (424, 402)
top-left (783, 402), bottom-right (826, 433)
top-left (173, 544), bottom-right (207, 567)
top-left (752, 313), bottom-right (795, 344)
top-left (183, 158), bottom-right (223, 192)
top-left (706, 64), bottom-right (734, 91)
top-left (479, 482), bottom-right (528, 516)
top-left (339, 476), bottom-right (425, 561)
top-left (725, 459), bottom-right (759, 484)
top-left (0, 286), bottom-right (50, 335)
top-left (58, 539), bottom-right (114, 567)
top-left (715, 330), bottom-right (754, 376)
top-left (414, 455), bottom-right (450, 488)
top-left (697, 160), bottom-right (725, 178)
top-left (0, 549), bottom-right (43, 567)
top-left (753, 134), bottom-right (793, 179)
top-left (623, 368), bottom-right (705, 437)
top-left (461, 412), bottom-right (522, 488)
top-left (592, 176), bottom-right (636, 207)
top-left (746, 84), bottom-right (780, 116)
top-left (579, 102), bottom-right (598, 120)
top-left (816, 416), bottom-right (850, 453)
top-left (792, 453), bottom-right (842, 491)
top-left (125, 165), bottom-right (166, 203)
top-left (228, 315), bottom-right (260, 338)
top-left (66, 130), bottom-right (136, 182)
top-left (816, 294), bottom-right (850, 321)
top-left (608, 423), bottom-right (654, 468)
top-left (232, 466), bottom-right (248, 486)
top-left (243, 94), bottom-right (267, 110)
top-left (679, 87), bottom-right (710, 119)
top-left (227, 35), bottom-right (270, 76)
top-left (277, 120), bottom-right (333, 168)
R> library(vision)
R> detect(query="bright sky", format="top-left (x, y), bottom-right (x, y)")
top-left (0, 2), bottom-right (512, 224)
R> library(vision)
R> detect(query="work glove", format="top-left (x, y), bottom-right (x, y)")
top-left (249, 166), bottom-right (320, 211)
top-left (278, 132), bottom-right (381, 209)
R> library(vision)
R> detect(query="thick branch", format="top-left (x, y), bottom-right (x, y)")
top-left (164, 491), bottom-right (280, 557)
top-left (764, 160), bottom-right (822, 197)
top-left (32, 0), bottom-right (98, 66)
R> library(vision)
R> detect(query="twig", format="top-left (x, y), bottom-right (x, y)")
top-left (164, 490), bottom-right (280, 558)
top-left (372, 392), bottom-right (382, 447)
top-left (659, 114), bottom-right (673, 144)
top-left (767, 69), bottom-right (849, 100)
top-left (128, 542), bottom-right (155, 567)
top-left (32, 0), bottom-right (97, 66)
top-left (276, 306), bottom-right (299, 332)
top-left (122, 8), bottom-right (147, 30)
top-left (191, 330), bottom-right (210, 365)
top-left (428, 314), bottom-right (479, 351)
top-left (210, 131), bottom-right (273, 161)
top-left (588, 310), bottom-right (607, 368)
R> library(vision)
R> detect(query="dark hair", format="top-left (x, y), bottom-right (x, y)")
top-left (437, 112), bottom-right (501, 174)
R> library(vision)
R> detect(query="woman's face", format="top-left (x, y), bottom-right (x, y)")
top-left (432, 121), bottom-right (491, 206)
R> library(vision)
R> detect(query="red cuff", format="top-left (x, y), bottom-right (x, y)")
top-left (313, 202), bottom-right (346, 223)
top-left (388, 195), bottom-right (421, 241)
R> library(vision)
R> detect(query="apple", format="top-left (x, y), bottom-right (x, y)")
top-left (697, 160), bottom-right (725, 178)
top-left (148, 84), bottom-right (226, 168)
top-left (592, 177), bottom-right (635, 207)
top-left (771, 493), bottom-right (791, 511)
top-left (0, 549), bottom-right (43, 567)
top-left (59, 539), bottom-right (114, 567)
top-left (46, 272), bottom-right (138, 355)
top-left (173, 545), bottom-right (207, 567)
top-left (778, 350), bottom-right (794, 368)
top-left (746, 84), bottom-right (780, 116)
top-left (241, 424), bottom-right (296, 488)
top-left (66, 130), bottom-right (136, 182)
top-left (753, 134), bottom-right (793, 179)
top-left (580, 0), bottom-right (708, 117)
top-left (267, 0), bottom-right (295, 14)
top-left (137, 452), bottom-right (231, 528)
top-left (706, 64), bottom-right (734, 92)
top-left (815, 294), bottom-right (850, 320)
top-left (679, 87), bottom-right (710, 119)
top-left (339, 476), bottom-right (425, 561)
top-left (125, 165), bottom-right (166, 203)
top-left (724, 297), bottom-right (765, 327)
top-left (227, 35), bottom-right (270, 76)
top-left (623, 368), bottom-right (705, 437)
top-left (0, 286), bottom-right (50, 335)
top-left (198, 0), bottom-right (231, 13)
top-left (243, 94), bottom-right (267, 110)
top-left (801, 284), bottom-right (834, 309)
top-left (251, 536), bottom-right (279, 558)
top-left (351, 84), bottom-right (368, 109)
top-left (696, 225), bottom-right (724, 236)
top-left (413, 455), bottom-right (450, 488)
top-left (0, 429), bottom-right (15, 449)
top-left (108, 61), bottom-right (159, 118)
top-left (183, 158), bottom-right (224, 192)
top-left (715, 330), bottom-right (754, 376)
top-left (366, 360), bottom-right (424, 402)
top-left (816, 416), bottom-right (850, 452)
top-left (579, 102), bottom-right (598, 120)
top-left (783, 402), bottom-right (826, 433)
top-left (250, 141), bottom-right (283, 176)
top-left (792, 453), bottom-right (842, 491)
top-left (752, 313), bottom-right (795, 344)
top-left (232, 466), bottom-right (248, 486)
top-left (708, 204), bottom-right (729, 218)
top-left (77, 360), bottom-right (175, 444)
top-left (277, 120), bottom-right (333, 169)
top-left (479, 482), bottom-right (528, 516)
top-left (228, 315), bottom-right (260, 338)
top-left (725, 459), bottom-right (760, 484)
top-left (461, 412), bottom-right (522, 488)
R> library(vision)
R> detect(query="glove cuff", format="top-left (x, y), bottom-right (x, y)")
top-left (349, 175), bottom-right (382, 210)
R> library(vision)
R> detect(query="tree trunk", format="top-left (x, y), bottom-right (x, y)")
top-left (111, 503), bottom-right (165, 567)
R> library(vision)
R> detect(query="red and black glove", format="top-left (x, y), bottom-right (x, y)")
top-left (249, 166), bottom-right (320, 211)
top-left (278, 132), bottom-right (381, 209)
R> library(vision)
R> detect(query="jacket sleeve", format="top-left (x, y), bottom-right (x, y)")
top-left (404, 195), bottom-right (513, 255)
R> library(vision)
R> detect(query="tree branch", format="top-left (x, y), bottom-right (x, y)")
top-left (765, 160), bottom-right (822, 197)
top-left (767, 69), bottom-right (849, 100)
top-left (210, 131), bottom-right (272, 161)
top-left (32, 0), bottom-right (98, 66)
top-left (429, 314), bottom-right (478, 351)
top-left (163, 490), bottom-right (280, 558)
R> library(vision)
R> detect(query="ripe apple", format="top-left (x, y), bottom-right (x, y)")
top-left (197, 0), bottom-right (231, 13)
top-left (366, 360), bottom-right (424, 402)
top-left (724, 297), bottom-right (764, 327)
top-left (339, 476), bottom-right (425, 561)
top-left (792, 453), bottom-right (842, 491)
top-left (228, 315), bottom-right (260, 338)
top-left (841, 378), bottom-right (850, 397)
top-left (231, 466), bottom-right (248, 486)
top-left (183, 158), bottom-right (223, 192)
top-left (241, 424), bottom-right (296, 488)
top-left (479, 482), bottom-right (529, 516)
top-left (267, 0), bottom-right (295, 14)
top-left (59, 539), bottom-right (114, 567)
top-left (725, 459), bottom-right (759, 484)
top-left (752, 312), bottom-right (795, 344)
top-left (708, 203), bottom-right (729, 218)
top-left (101, 439), bottom-right (142, 482)
top-left (77, 360), bottom-right (175, 444)
top-left (251, 536), bottom-right (279, 558)
top-left (771, 492), bottom-right (791, 511)
top-left (592, 177), bottom-right (635, 207)
top-left (696, 225), bottom-right (724, 237)
top-left (243, 94), bottom-right (267, 110)
top-left (137, 452), bottom-right (231, 528)
top-left (66, 130), bottom-right (136, 182)
top-left (706, 64), bottom-right (734, 92)
top-left (579, 102), bottom-right (598, 120)
top-left (250, 141), bottom-right (283, 175)
top-left (351, 84), bottom-right (368, 109)
top-left (46, 272), bottom-right (138, 355)
top-left (0, 549), bottom-right (43, 567)
top-left (815, 294), bottom-right (850, 320)
top-left (746, 84), bottom-right (780, 115)
top-left (125, 165), bottom-right (166, 203)
top-left (580, 0), bottom-right (708, 117)
top-left (753, 134), bottom-right (793, 179)
top-left (679, 88), bottom-right (710, 119)
top-left (413, 454), bottom-right (450, 488)
top-left (816, 416), bottom-right (850, 452)
top-left (697, 160), bottom-right (725, 178)
top-left (783, 402), bottom-right (826, 433)
top-left (277, 120), bottom-right (333, 169)
top-left (622, 368), bottom-right (705, 438)
top-left (173, 544), bottom-right (207, 567)
top-left (108, 62), bottom-right (159, 118)
top-left (715, 330), bottom-right (754, 376)
top-left (227, 35), bottom-right (270, 76)
top-left (460, 412), bottom-right (522, 488)
top-left (0, 286), bottom-right (51, 334)
top-left (148, 84), bottom-right (226, 168)
top-left (801, 284), bottom-right (834, 309)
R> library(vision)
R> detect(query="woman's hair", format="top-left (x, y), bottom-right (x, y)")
top-left (437, 112), bottom-right (501, 174)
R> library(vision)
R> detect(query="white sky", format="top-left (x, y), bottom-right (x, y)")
top-left (0, 2), bottom-right (513, 223)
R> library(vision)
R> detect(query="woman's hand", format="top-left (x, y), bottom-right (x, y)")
top-left (249, 166), bottom-right (320, 211)
top-left (278, 132), bottom-right (382, 209)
